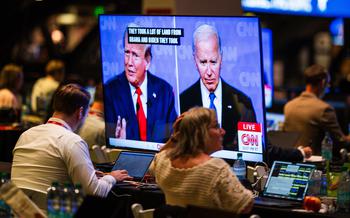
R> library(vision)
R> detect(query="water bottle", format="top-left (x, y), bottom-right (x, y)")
top-left (60, 183), bottom-right (73, 218)
top-left (337, 167), bottom-right (350, 212)
top-left (320, 173), bottom-right (328, 196)
top-left (233, 153), bottom-right (246, 181)
top-left (71, 184), bottom-right (84, 215)
top-left (47, 181), bottom-right (60, 218)
top-left (0, 173), bottom-right (11, 218)
top-left (307, 170), bottom-right (322, 196)
top-left (321, 132), bottom-right (333, 161)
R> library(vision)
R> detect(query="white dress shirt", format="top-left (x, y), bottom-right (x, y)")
top-left (200, 79), bottom-right (222, 126)
top-left (129, 73), bottom-right (148, 118)
top-left (11, 117), bottom-right (116, 197)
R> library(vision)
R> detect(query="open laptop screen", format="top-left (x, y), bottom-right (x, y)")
top-left (111, 151), bottom-right (155, 181)
top-left (263, 161), bottom-right (315, 201)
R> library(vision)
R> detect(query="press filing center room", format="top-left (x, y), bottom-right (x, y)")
top-left (1, 0), bottom-right (350, 217)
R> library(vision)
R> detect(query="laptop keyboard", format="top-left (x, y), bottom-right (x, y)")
top-left (254, 196), bottom-right (302, 208)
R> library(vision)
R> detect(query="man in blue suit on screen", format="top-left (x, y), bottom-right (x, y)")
top-left (180, 24), bottom-right (256, 150)
top-left (104, 24), bottom-right (178, 143)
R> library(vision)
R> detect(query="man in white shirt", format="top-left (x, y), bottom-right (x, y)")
top-left (12, 84), bottom-right (131, 199)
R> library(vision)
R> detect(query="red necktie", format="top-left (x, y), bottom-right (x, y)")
top-left (136, 87), bottom-right (147, 141)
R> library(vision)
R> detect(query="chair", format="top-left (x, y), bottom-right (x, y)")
top-left (90, 145), bottom-right (109, 164)
top-left (20, 188), bottom-right (47, 211)
top-left (131, 203), bottom-right (155, 218)
top-left (105, 148), bottom-right (122, 163)
top-left (133, 203), bottom-right (260, 218)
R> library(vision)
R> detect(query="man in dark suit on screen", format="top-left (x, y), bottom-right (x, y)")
top-left (104, 24), bottom-right (177, 143)
top-left (180, 24), bottom-right (256, 150)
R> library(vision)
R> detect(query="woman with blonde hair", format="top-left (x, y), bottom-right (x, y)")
top-left (151, 107), bottom-right (253, 214)
top-left (0, 64), bottom-right (23, 110)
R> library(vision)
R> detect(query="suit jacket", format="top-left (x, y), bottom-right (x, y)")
top-left (104, 71), bottom-right (178, 143)
top-left (283, 91), bottom-right (345, 155)
top-left (180, 79), bottom-right (256, 150)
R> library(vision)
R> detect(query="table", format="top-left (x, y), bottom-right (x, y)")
top-left (107, 183), bottom-right (349, 218)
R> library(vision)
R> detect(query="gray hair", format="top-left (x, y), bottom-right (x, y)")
top-left (123, 23), bottom-right (152, 59)
top-left (192, 24), bottom-right (222, 55)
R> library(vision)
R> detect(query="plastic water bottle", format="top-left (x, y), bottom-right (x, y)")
top-left (337, 167), bottom-right (350, 212)
top-left (321, 132), bottom-right (333, 161)
top-left (307, 170), bottom-right (322, 196)
top-left (233, 153), bottom-right (246, 180)
top-left (0, 173), bottom-right (11, 218)
top-left (71, 184), bottom-right (84, 215)
top-left (60, 183), bottom-right (73, 218)
top-left (47, 182), bottom-right (60, 218)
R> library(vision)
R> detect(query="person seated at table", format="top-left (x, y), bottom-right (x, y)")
top-left (11, 84), bottom-right (132, 201)
top-left (78, 83), bottom-right (105, 148)
top-left (150, 107), bottom-right (253, 214)
top-left (0, 63), bottom-right (23, 123)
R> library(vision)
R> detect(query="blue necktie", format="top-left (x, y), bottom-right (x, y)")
top-left (209, 93), bottom-right (216, 112)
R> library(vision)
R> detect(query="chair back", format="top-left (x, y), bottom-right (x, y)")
top-left (90, 145), bottom-right (109, 164)
top-left (104, 148), bottom-right (122, 163)
top-left (131, 203), bottom-right (155, 218)
top-left (20, 188), bottom-right (47, 211)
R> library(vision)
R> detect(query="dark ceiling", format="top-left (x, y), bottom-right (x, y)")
top-left (0, 1), bottom-right (348, 88)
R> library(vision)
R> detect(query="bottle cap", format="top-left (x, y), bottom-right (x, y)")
top-left (237, 153), bottom-right (242, 158)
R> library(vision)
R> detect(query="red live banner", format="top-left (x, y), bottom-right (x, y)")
top-left (237, 122), bottom-right (263, 153)
top-left (237, 122), bottom-right (261, 132)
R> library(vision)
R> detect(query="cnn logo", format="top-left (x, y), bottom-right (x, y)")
top-left (241, 133), bottom-right (258, 146)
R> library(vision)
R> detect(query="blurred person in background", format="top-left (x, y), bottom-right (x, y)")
top-left (31, 59), bottom-right (65, 115)
top-left (150, 107), bottom-right (253, 214)
top-left (0, 64), bottom-right (23, 124)
top-left (78, 83), bottom-right (105, 148)
top-left (284, 64), bottom-right (350, 156)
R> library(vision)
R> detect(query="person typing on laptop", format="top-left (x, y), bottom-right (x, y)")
top-left (150, 107), bottom-right (253, 214)
top-left (11, 84), bottom-right (132, 200)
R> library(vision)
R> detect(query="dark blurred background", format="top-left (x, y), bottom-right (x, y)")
top-left (0, 0), bottom-right (349, 105)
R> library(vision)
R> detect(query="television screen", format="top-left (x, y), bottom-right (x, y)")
top-left (262, 28), bottom-right (273, 108)
top-left (99, 15), bottom-right (266, 162)
top-left (242, 0), bottom-right (350, 18)
top-left (329, 18), bottom-right (344, 46)
top-left (266, 112), bottom-right (285, 132)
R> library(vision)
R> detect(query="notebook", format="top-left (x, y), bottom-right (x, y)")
top-left (255, 161), bottom-right (315, 208)
top-left (111, 151), bottom-right (155, 182)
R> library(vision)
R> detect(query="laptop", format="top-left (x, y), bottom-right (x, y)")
top-left (255, 161), bottom-right (315, 208)
top-left (267, 130), bottom-right (300, 149)
top-left (111, 151), bottom-right (155, 182)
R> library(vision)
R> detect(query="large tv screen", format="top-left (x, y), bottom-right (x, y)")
top-left (99, 15), bottom-right (266, 162)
